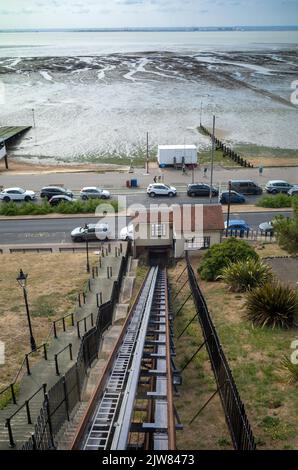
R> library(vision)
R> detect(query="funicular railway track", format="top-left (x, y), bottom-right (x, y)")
top-left (71, 267), bottom-right (177, 451)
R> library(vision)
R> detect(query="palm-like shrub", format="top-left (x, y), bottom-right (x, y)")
top-left (219, 259), bottom-right (273, 292)
top-left (281, 356), bottom-right (298, 384)
top-left (245, 282), bottom-right (298, 329)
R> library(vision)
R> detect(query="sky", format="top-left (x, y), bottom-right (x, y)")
top-left (0, 0), bottom-right (297, 29)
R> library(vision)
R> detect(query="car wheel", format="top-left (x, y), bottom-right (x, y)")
top-left (74, 236), bottom-right (83, 242)
top-left (149, 192), bottom-right (156, 198)
top-left (82, 195), bottom-right (88, 200)
top-left (271, 189), bottom-right (278, 194)
top-left (24, 196), bottom-right (31, 202)
top-left (3, 196), bottom-right (10, 202)
top-left (168, 192), bottom-right (174, 197)
top-left (101, 195), bottom-right (107, 200)
top-left (190, 192), bottom-right (196, 197)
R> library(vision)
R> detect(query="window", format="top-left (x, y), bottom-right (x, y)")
top-left (151, 224), bottom-right (166, 237)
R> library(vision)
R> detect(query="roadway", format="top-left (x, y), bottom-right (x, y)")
top-left (0, 209), bottom-right (292, 245)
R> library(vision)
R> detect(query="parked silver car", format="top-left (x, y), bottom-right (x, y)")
top-left (80, 187), bottom-right (110, 200)
top-left (147, 183), bottom-right (177, 197)
top-left (288, 186), bottom-right (298, 197)
top-left (0, 187), bottom-right (36, 202)
top-left (265, 180), bottom-right (293, 194)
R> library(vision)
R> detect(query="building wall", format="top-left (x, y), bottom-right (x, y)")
top-left (174, 230), bottom-right (222, 258)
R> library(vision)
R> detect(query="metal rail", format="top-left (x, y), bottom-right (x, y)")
top-left (76, 266), bottom-right (177, 451)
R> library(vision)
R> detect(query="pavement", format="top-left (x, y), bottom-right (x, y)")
top-left (1, 164), bottom-right (298, 192)
top-left (0, 242), bottom-right (129, 450)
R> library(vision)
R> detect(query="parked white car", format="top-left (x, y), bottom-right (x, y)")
top-left (80, 187), bottom-right (111, 200)
top-left (71, 223), bottom-right (112, 242)
top-left (147, 183), bottom-right (177, 197)
top-left (0, 187), bottom-right (36, 202)
top-left (120, 224), bottom-right (134, 241)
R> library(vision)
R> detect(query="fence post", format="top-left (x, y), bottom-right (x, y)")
top-left (96, 293), bottom-right (99, 308)
top-left (84, 317), bottom-right (87, 333)
top-left (88, 279), bottom-right (91, 292)
top-left (77, 321), bottom-right (81, 339)
top-left (100, 292), bottom-right (103, 305)
top-left (78, 293), bottom-right (81, 308)
top-left (62, 377), bottom-right (70, 422)
top-left (62, 317), bottom-right (66, 332)
top-left (25, 400), bottom-right (32, 424)
top-left (10, 384), bottom-right (17, 405)
top-left (45, 394), bottom-right (55, 449)
top-left (54, 354), bottom-right (60, 376)
top-left (91, 312), bottom-right (94, 327)
top-left (53, 321), bottom-right (57, 339)
top-left (69, 344), bottom-right (73, 361)
top-left (110, 266), bottom-right (113, 278)
top-left (75, 363), bottom-right (82, 402)
top-left (43, 383), bottom-right (47, 398)
top-left (108, 243), bottom-right (111, 253)
top-left (43, 344), bottom-right (48, 360)
top-left (25, 354), bottom-right (31, 375)
top-left (107, 267), bottom-right (109, 279)
top-left (120, 243), bottom-right (122, 253)
top-left (6, 418), bottom-right (15, 448)
top-left (31, 432), bottom-right (37, 450)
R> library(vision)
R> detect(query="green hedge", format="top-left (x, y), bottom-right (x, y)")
top-left (198, 238), bottom-right (259, 282)
top-left (256, 194), bottom-right (295, 208)
top-left (0, 199), bottom-right (119, 216)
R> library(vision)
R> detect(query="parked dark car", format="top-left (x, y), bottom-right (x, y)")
top-left (48, 195), bottom-right (74, 206)
top-left (230, 180), bottom-right (263, 195)
top-left (220, 191), bottom-right (246, 204)
top-left (40, 186), bottom-right (73, 200)
top-left (187, 183), bottom-right (218, 197)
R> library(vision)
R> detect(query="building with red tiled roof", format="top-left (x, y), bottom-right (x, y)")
top-left (129, 204), bottom-right (224, 261)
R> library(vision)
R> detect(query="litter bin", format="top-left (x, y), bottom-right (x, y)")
top-left (130, 179), bottom-right (138, 188)
top-left (126, 180), bottom-right (131, 188)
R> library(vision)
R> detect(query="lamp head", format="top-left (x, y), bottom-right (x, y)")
top-left (17, 269), bottom-right (28, 288)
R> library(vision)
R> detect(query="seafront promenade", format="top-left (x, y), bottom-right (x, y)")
top-left (1, 165), bottom-right (298, 192)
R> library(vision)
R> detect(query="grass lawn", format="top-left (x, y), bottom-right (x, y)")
top-left (169, 252), bottom-right (298, 450)
top-left (0, 252), bottom-right (98, 390)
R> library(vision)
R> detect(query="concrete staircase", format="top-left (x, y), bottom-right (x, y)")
top-left (0, 243), bottom-right (128, 450)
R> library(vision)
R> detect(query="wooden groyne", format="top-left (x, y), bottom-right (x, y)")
top-left (199, 124), bottom-right (254, 168)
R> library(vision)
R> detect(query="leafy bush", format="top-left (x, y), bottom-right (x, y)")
top-left (281, 356), bottom-right (298, 384)
top-left (0, 199), bottom-right (118, 216)
top-left (219, 258), bottom-right (273, 292)
top-left (198, 238), bottom-right (259, 281)
top-left (273, 197), bottom-right (298, 255)
top-left (256, 194), bottom-right (293, 208)
top-left (245, 282), bottom-right (298, 329)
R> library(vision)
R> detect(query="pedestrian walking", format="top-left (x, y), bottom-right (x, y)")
top-left (203, 167), bottom-right (208, 177)
top-left (153, 176), bottom-right (157, 183)
top-left (259, 166), bottom-right (263, 176)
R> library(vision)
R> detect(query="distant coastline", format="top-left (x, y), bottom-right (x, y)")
top-left (1, 26), bottom-right (298, 33)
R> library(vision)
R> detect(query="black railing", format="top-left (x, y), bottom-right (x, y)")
top-left (6, 384), bottom-right (47, 448)
top-left (186, 255), bottom-right (256, 450)
top-left (21, 247), bottom-right (130, 450)
top-left (223, 229), bottom-right (275, 241)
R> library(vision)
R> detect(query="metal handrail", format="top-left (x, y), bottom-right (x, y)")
top-left (5, 383), bottom-right (47, 448)
top-left (53, 312), bottom-right (75, 338)
top-left (54, 343), bottom-right (73, 376)
top-left (76, 313), bottom-right (94, 339)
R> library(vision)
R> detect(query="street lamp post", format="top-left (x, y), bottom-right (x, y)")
top-left (83, 224), bottom-right (90, 273)
top-left (16, 269), bottom-right (36, 352)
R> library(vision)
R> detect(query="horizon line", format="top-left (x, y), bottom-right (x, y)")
top-left (0, 25), bottom-right (298, 32)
